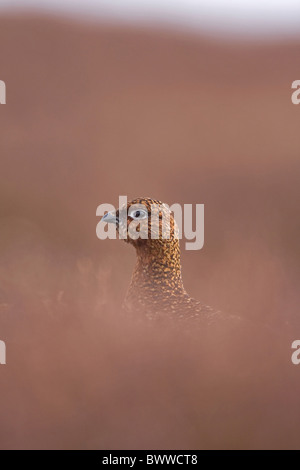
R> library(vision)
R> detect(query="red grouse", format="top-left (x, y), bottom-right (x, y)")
top-left (102, 197), bottom-right (226, 323)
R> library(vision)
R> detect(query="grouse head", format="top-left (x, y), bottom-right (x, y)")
top-left (103, 197), bottom-right (179, 252)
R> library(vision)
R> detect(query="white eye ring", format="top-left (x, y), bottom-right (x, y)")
top-left (128, 208), bottom-right (148, 220)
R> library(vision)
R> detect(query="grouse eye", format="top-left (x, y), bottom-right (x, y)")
top-left (128, 207), bottom-right (148, 220)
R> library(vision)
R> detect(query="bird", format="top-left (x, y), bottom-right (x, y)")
top-left (102, 197), bottom-right (228, 324)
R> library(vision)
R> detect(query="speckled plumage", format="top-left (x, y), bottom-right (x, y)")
top-left (113, 197), bottom-right (223, 322)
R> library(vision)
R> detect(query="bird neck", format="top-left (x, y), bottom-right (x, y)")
top-left (127, 239), bottom-right (187, 304)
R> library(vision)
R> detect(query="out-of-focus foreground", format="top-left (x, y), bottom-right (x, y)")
top-left (0, 14), bottom-right (300, 449)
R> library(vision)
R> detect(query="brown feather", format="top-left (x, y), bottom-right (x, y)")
top-left (115, 197), bottom-right (226, 323)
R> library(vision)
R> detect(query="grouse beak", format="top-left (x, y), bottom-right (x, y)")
top-left (102, 211), bottom-right (118, 224)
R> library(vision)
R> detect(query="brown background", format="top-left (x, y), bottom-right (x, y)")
top-left (0, 13), bottom-right (300, 449)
